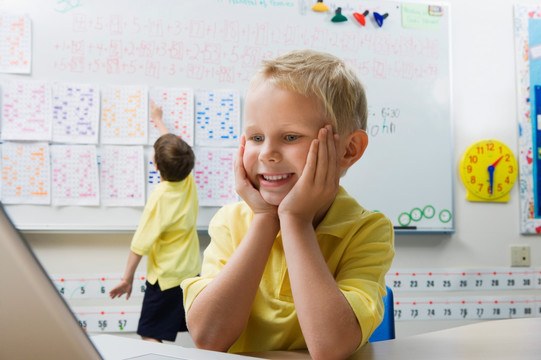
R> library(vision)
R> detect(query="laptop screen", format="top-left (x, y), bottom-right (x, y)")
top-left (0, 204), bottom-right (103, 359)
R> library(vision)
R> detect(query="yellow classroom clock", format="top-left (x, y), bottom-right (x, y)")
top-left (459, 139), bottom-right (518, 203)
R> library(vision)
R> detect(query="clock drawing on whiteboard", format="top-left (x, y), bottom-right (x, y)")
top-left (459, 139), bottom-right (518, 203)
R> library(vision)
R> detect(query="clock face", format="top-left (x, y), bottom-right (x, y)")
top-left (459, 139), bottom-right (518, 202)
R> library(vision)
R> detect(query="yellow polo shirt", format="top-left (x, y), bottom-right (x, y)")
top-left (131, 174), bottom-right (201, 291)
top-left (182, 186), bottom-right (394, 352)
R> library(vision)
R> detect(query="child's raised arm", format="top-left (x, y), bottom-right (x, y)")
top-left (150, 99), bottom-right (169, 136)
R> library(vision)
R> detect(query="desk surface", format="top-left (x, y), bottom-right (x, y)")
top-left (93, 318), bottom-right (541, 359)
top-left (354, 317), bottom-right (541, 360)
top-left (245, 317), bottom-right (541, 360)
top-left (91, 334), bottom-right (260, 360)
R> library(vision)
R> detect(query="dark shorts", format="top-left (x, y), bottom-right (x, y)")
top-left (137, 281), bottom-right (187, 342)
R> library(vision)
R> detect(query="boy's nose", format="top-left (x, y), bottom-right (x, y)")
top-left (258, 142), bottom-right (281, 163)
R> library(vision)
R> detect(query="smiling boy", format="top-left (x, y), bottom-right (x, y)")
top-left (181, 49), bottom-right (395, 360)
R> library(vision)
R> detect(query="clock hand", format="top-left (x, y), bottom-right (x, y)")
top-left (487, 156), bottom-right (503, 195)
top-left (490, 156), bottom-right (503, 168)
top-left (488, 165), bottom-right (495, 195)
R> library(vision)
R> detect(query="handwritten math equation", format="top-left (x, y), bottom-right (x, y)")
top-left (50, 12), bottom-right (442, 83)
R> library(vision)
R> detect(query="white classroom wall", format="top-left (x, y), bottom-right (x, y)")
top-left (20, 0), bottom-right (541, 339)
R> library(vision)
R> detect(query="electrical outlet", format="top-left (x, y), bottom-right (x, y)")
top-left (510, 245), bottom-right (531, 267)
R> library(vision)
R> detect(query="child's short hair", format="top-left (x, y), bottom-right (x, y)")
top-left (153, 134), bottom-right (194, 182)
top-left (250, 49), bottom-right (367, 134)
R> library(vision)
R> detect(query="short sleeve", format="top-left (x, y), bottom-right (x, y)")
top-left (336, 214), bottom-right (395, 348)
top-left (130, 191), bottom-right (162, 255)
top-left (181, 204), bottom-right (240, 312)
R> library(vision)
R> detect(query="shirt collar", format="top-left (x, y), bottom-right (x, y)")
top-left (315, 186), bottom-right (364, 238)
top-left (157, 173), bottom-right (194, 190)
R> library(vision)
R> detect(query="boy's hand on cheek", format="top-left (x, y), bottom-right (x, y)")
top-left (235, 135), bottom-right (278, 217)
top-left (278, 125), bottom-right (340, 223)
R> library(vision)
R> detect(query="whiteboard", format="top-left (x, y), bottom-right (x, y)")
top-left (0, 0), bottom-right (453, 232)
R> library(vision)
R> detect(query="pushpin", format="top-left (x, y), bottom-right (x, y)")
top-left (373, 12), bottom-right (388, 27)
top-left (331, 7), bottom-right (348, 22)
top-left (353, 10), bottom-right (369, 26)
top-left (312, 0), bottom-right (329, 12)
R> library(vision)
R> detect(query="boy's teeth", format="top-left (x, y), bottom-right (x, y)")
top-left (263, 174), bottom-right (289, 181)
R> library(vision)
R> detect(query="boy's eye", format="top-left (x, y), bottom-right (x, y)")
top-left (252, 135), bottom-right (264, 142)
top-left (285, 135), bottom-right (299, 141)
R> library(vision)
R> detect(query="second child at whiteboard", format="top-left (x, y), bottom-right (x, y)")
top-left (109, 100), bottom-right (201, 343)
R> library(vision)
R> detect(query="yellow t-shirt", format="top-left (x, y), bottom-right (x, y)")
top-left (131, 174), bottom-right (201, 291)
top-left (182, 186), bottom-right (394, 352)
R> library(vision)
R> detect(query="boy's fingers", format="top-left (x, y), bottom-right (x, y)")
top-left (317, 127), bottom-right (329, 182)
top-left (302, 138), bottom-right (318, 184)
top-left (234, 135), bottom-right (246, 176)
top-left (234, 134), bottom-right (255, 195)
top-left (324, 125), bottom-right (336, 183)
top-left (332, 133), bottom-right (341, 182)
top-left (326, 128), bottom-right (339, 184)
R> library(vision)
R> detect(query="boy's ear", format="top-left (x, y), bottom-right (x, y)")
top-left (340, 129), bottom-right (368, 169)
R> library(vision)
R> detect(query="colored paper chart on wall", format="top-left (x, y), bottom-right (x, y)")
top-left (515, 5), bottom-right (541, 233)
top-left (51, 145), bottom-right (100, 206)
top-left (146, 157), bottom-right (161, 201)
top-left (100, 85), bottom-right (149, 145)
top-left (1, 142), bottom-right (51, 204)
top-left (0, 14), bottom-right (31, 74)
top-left (99, 145), bottom-right (145, 207)
top-left (51, 82), bottom-right (100, 144)
top-left (1, 80), bottom-right (52, 141)
top-left (194, 147), bottom-right (237, 207)
top-left (149, 87), bottom-right (195, 146)
top-left (195, 89), bottom-right (240, 147)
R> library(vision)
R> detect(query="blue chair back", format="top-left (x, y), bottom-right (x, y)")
top-left (368, 286), bottom-right (395, 342)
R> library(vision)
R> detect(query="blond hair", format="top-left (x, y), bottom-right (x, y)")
top-left (249, 49), bottom-right (367, 134)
